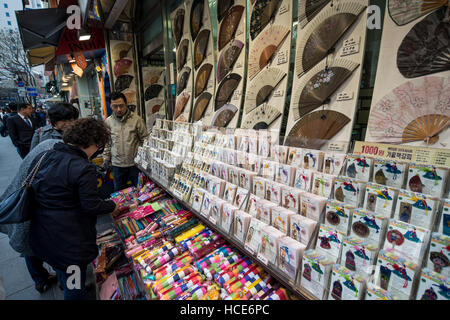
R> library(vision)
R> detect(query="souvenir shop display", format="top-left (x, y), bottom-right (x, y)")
top-left (311, 172), bottom-right (335, 198)
top-left (322, 152), bottom-right (347, 176)
top-left (300, 192), bottom-right (327, 222)
top-left (293, 168), bottom-right (314, 192)
top-left (333, 178), bottom-right (366, 208)
top-left (426, 233), bottom-right (450, 277)
top-left (350, 209), bottom-right (388, 248)
top-left (407, 164), bottom-right (449, 198)
top-left (221, 203), bottom-right (238, 233)
top-left (393, 190), bottom-right (439, 230)
top-left (271, 206), bottom-right (295, 236)
top-left (365, 282), bottom-right (398, 300)
top-left (281, 187), bottom-right (303, 213)
top-left (328, 265), bottom-right (366, 301)
top-left (233, 210), bottom-right (252, 243)
top-left (300, 250), bottom-right (333, 300)
top-left (289, 214), bottom-right (317, 247)
top-left (373, 159), bottom-right (408, 189)
top-left (341, 237), bottom-right (378, 278)
top-left (316, 225), bottom-right (345, 264)
top-left (415, 268), bottom-right (449, 300)
top-left (278, 236), bottom-right (306, 280)
top-left (439, 199), bottom-right (450, 236)
top-left (245, 218), bottom-right (268, 255)
top-left (345, 155), bottom-right (373, 182)
top-left (363, 183), bottom-right (398, 219)
top-left (325, 200), bottom-right (354, 236)
top-left (259, 226), bottom-right (285, 266)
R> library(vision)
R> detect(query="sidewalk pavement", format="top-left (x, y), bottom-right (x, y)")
top-left (0, 136), bottom-right (113, 300)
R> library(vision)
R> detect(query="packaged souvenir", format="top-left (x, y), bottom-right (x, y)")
top-left (375, 250), bottom-right (418, 300)
top-left (228, 166), bottom-right (240, 185)
top-left (302, 149), bottom-right (323, 172)
top-left (219, 162), bottom-right (229, 180)
top-left (276, 164), bottom-right (295, 186)
top-left (363, 183), bottom-right (398, 218)
top-left (415, 268), bottom-right (449, 300)
top-left (350, 209), bottom-right (388, 248)
top-left (265, 180), bottom-right (283, 205)
top-left (322, 152), bottom-right (346, 176)
top-left (210, 177), bottom-right (226, 198)
top-left (365, 282), bottom-right (398, 300)
top-left (209, 197), bottom-right (226, 225)
top-left (328, 265), bottom-right (366, 300)
top-left (238, 169), bottom-right (255, 190)
top-left (287, 147), bottom-right (303, 167)
top-left (407, 164), bottom-right (448, 198)
top-left (259, 226), bottom-right (285, 266)
top-left (247, 194), bottom-right (261, 217)
top-left (301, 250), bottom-right (334, 300)
top-left (261, 160), bottom-right (277, 181)
top-left (373, 159), bottom-right (408, 188)
top-left (290, 214), bottom-right (317, 246)
top-left (248, 135), bottom-right (258, 155)
top-left (253, 177), bottom-right (267, 198)
top-left (223, 182), bottom-right (238, 203)
top-left (245, 218), bottom-right (268, 255)
top-left (258, 134), bottom-right (270, 158)
top-left (300, 193), bottom-right (327, 222)
top-left (278, 237), bottom-right (306, 280)
top-left (311, 173), bottom-right (335, 199)
top-left (333, 178), bottom-right (366, 208)
top-left (201, 192), bottom-right (214, 218)
top-left (281, 187), bottom-right (303, 213)
top-left (221, 203), bottom-right (238, 233)
top-left (238, 135), bottom-right (249, 153)
top-left (234, 187), bottom-right (249, 209)
top-left (316, 225), bottom-right (345, 264)
top-left (271, 145), bottom-right (289, 164)
top-left (226, 149), bottom-right (237, 166)
top-left (439, 199), bottom-right (450, 236)
top-left (345, 155), bottom-right (373, 182)
top-left (293, 168), bottom-right (314, 193)
top-left (341, 237), bottom-right (378, 278)
top-left (325, 200), bottom-right (354, 235)
top-left (426, 233), bottom-right (450, 277)
top-left (190, 187), bottom-right (206, 212)
top-left (234, 211), bottom-right (252, 243)
top-left (393, 189), bottom-right (438, 230)
top-left (270, 206), bottom-right (295, 235)
top-left (255, 199), bottom-right (276, 225)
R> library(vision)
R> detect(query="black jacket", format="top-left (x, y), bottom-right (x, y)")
top-left (6, 113), bottom-right (38, 147)
top-left (30, 143), bottom-right (116, 270)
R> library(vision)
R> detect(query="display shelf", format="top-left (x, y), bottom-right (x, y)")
top-left (135, 164), bottom-right (318, 301)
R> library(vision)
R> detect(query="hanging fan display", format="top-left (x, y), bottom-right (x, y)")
top-left (388, 0), bottom-right (448, 26)
top-left (298, 0), bottom-right (331, 28)
top-left (248, 25), bottom-right (290, 80)
top-left (292, 58), bottom-right (360, 120)
top-left (114, 59), bottom-right (133, 78)
top-left (143, 69), bottom-right (163, 87)
top-left (286, 110), bottom-right (351, 149)
top-left (296, 1), bottom-right (366, 77)
top-left (218, 0), bottom-right (234, 22)
top-left (244, 67), bottom-right (286, 114)
top-left (111, 42), bottom-right (132, 62)
top-left (192, 92), bottom-right (212, 121)
top-left (173, 9), bottom-right (185, 47)
top-left (215, 73), bottom-right (242, 111)
top-left (115, 74), bottom-right (134, 92)
top-left (177, 67), bottom-right (191, 96)
top-left (250, 0), bottom-right (282, 40)
top-left (241, 104), bottom-right (281, 129)
top-left (368, 76), bottom-right (450, 145)
top-left (122, 89), bottom-right (136, 105)
top-left (190, 0), bottom-right (204, 41)
top-left (397, 6), bottom-right (450, 79)
top-left (212, 104), bottom-right (238, 127)
top-left (219, 5), bottom-right (245, 51)
top-left (217, 40), bottom-right (244, 83)
top-left (195, 63), bottom-right (213, 98)
top-left (177, 39), bottom-right (189, 72)
top-left (145, 98), bottom-right (165, 116)
top-left (194, 29), bottom-right (210, 70)
top-left (145, 84), bottom-right (163, 101)
top-left (174, 92), bottom-right (190, 120)
top-left (176, 114), bottom-right (188, 122)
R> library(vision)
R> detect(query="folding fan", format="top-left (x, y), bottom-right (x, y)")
top-left (111, 42), bottom-right (132, 62)
top-left (192, 92), bottom-right (212, 121)
top-left (250, 0), bottom-right (282, 40)
top-left (145, 84), bottom-right (163, 101)
top-left (388, 0), bottom-right (448, 26)
top-left (296, 1), bottom-right (366, 77)
top-left (244, 67), bottom-right (286, 114)
top-left (219, 5), bottom-right (245, 51)
top-left (286, 110), bottom-right (351, 149)
top-left (173, 8), bottom-right (185, 47)
top-left (215, 73), bottom-right (242, 111)
top-left (368, 76), bottom-right (450, 145)
top-left (248, 24), bottom-right (290, 80)
top-left (176, 67), bottom-right (191, 96)
top-left (174, 92), bottom-right (190, 120)
top-left (177, 39), bottom-right (189, 72)
top-left (122, 89), bottom-right (136, 105)
top-left (190, 0), bottom-right (204, 41)
top-left (217, 40), bottom-right (244, 83)
top-left (194, 29), bottom-right (210, 70)
top-left (397, 6), bottom-right (450, 79)
top-left (115, 75), bottom-right (133, 92)
top-left (114, 59), bottom-right (132, 78)
top-left (298, 0), bottom-right (331, 28)
top-left (240, 104), bottom-right (281, 129)
top-left (292, 58), bottom-right (360, 120)
top-left (176, 114), bottom-right (188, 122)
top-left (194, 63), bottom-right (213, 98)
top-left (218, 0), bottom-right (234, 22)
top-left (145, 98), bottom-right (165, 116)
top-left (143, 69), bottom-right (163, 87)
top-left (212, 104), bottom-right (238, 127)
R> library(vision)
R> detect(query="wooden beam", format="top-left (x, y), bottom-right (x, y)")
top-left (104, 0), bottom-right (129, 29)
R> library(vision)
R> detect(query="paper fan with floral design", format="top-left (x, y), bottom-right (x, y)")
top-left (388, 0), bottom-right (448, 26)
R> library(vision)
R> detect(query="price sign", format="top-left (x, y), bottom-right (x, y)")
top-left (209, 216), bottom-right (216, 225)
top-left (257, 253), bottom-right (269, 265)
top-left (244, 244), bottom-right (255, 255)
top-left (341, 37), bottom-right (361, 57)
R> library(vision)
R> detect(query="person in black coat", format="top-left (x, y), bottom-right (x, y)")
top-left (6, 103), bottom-right (38, 158)
top-left (29, 118), bottom-right (120, 300)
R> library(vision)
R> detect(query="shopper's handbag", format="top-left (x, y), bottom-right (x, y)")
top-left (0, 152), bottom-right (48, 224)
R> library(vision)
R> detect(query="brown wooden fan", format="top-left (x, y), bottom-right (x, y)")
top-left (177, 39), bottom-right (189, 72)
top-left (174, 92), bottom-right (190, 120)
top-left (286, 110), bottom-right (351, 149)
top-left (173, 9), bottom-right (185, 47)
top-left (217, 40), bottom-right (244, 83)
top-left (195, 63), bottom-right (213, 98)
top-left (250, 0), bottom-right (282, 40)
top-left (194, 29), bottom-right (210, 70)
top-left (212, 104), bottom-right (238, 127)
top-left (176, 67), bottom-right (191, 96)
top-left (402, 114), bottom-right (449, 145)
top-left (192, 92), bottom-right (212, 121)
top-left (215, 73), bottom-right (242, 111)
top-left (219, 5), bottom-right (245, 51)
top-left (218, 0), bottom-right (234, 22)
top-left (190, 0), bottom-right (204, 41)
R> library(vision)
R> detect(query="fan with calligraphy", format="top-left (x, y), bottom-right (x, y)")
top-left (215, 73), bottom-right (242, 111)
top-left (219, 5), bottom-right (245, 51)
top-left (217, 40), bottom-right (244, 83)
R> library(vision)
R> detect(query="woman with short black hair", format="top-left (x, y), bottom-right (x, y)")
top-left (29, 118), bottom-right (120, 300)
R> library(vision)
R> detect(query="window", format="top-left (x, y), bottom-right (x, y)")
top-left (5, 12), bottom-right (9, 17)
top-left (7, 21), bottom-right (11, 25)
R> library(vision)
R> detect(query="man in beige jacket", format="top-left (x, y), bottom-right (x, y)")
top-left (103, 92), bottom-right (149, 191)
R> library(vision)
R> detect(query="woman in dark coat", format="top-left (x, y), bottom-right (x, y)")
top-left (29, 118), bottom-right (120, 300)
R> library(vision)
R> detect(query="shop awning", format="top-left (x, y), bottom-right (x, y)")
top-left (16, 8), bottom-right (69, 51)
top-left (27, 46), bottom-right (56, 67)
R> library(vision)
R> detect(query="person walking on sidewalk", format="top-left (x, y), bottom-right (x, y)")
top-left (29, 118), bottom-right (120, 300)
top-left (7, 103), bottom-right (38, 158)
top-left (30, 103), bottom-right (79, 150)
top-left (102, 92), bottom-right (148, 191)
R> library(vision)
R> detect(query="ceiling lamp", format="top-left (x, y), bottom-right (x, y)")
top-left (78, 27), bottom-right (91, 41)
